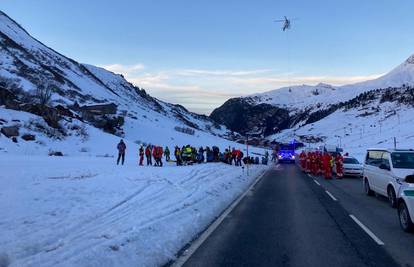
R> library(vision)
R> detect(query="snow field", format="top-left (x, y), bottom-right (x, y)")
top-left (0, 155), bottom-right (267, 267)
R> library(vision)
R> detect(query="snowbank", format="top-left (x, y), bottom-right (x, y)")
top-left (0, 155), bottom-right (267, 267)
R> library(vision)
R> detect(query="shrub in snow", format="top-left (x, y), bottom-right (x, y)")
top-left (174, 126), bottom-right (195, 136)
top-left (25, 118), bottom-right (66, 140)
top-left (33, 80), bottom-right (57, 106)
top-left (68, 124), bottom-right (89, 141)
top-left (48, 150), bottom-right (64, 156)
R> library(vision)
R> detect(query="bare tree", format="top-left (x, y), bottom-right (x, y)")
top-left (35, 81), bottom-right (54, 106)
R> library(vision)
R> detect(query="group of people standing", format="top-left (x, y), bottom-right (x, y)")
top-left (299, 150), bottom-right (344, 179)
top-left (116, 140), bottom-right (253, 167)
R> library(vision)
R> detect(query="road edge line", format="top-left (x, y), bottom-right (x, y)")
top-left (349, 214), bottom-right (385, 246)
top-left (313, 179), bottom-right (321, 186)
top-left (171, 168), bottom-right (268, 267)
top-left (325, 190), bottom-right (338, 201)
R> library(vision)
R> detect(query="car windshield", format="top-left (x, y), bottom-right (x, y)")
top-left (344, 158), bottom-right (359, 164)
top-left (391, 152), bottom-right (414, 169)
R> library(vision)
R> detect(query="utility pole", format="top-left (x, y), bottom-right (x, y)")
top-left (246, 134), bottom-right (249, 176)
top-left (394, 137), bottom-right (397, 149)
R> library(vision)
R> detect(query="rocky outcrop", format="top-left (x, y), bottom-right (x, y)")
top-left (1, 126), bottom-right (19, 137)
top-left (22, 134), bottom-right (36, 141)
top-left (210, 97), bottom-right (290, 137)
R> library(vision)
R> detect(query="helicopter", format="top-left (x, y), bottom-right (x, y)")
top-left (274, 16), bottom-right (296, 31)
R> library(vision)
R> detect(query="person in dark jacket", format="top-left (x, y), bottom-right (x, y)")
top-left (116, 139), bottom-right (126, 165)
top-left (139, 145), bottom-right (144, 166)
top-left (164, 146), bottom-right (171, 162)
top-left (145, 145), bottom-right (152, 166)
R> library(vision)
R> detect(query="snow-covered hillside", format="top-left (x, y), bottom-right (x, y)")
top-left (272, 85), bottom-right (414, 160)
top-left (250, 54), bottom-right (414, 111)
top-left (0, 10), bottom-right (239, 156)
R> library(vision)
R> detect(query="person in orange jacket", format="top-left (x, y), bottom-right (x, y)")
top-left (305, 152), bottom-right (311, 173)
top-left (299, 151), bottom-right (306, 171)
top-left (323, 152), bottom-right (333, 180)
top-left (335, 153), bottom-right (344, 179)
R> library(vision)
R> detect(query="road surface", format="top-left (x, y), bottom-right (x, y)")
top-left (180, 164), bottom-right (400, 267)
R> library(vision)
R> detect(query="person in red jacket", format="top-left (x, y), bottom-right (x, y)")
top-left (311, 152), bottom-right (318, 176)
top-left (299, 151), bottom-right (306, 171)
top-left (323, 152), bottom-right (333, 180)
top-left (139, 145), bottom-right (144, 166)
top-left (318, 151), bottom-right (324, 176)
top-left (145, 145), bottom-right (152, 166)
top-left (305, 152), bottom-right (311, 173)
top-left (157, 146), bottom-right (164, 167)
top-left (116, 139), bottom-right (126, 165)
top-left (335, 154), bottom-right (344, 179)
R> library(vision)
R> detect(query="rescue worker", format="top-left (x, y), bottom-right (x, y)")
top-left (318, 151), bottom-right (324, 176)
top-left (157, 146), bottom-right (164, 167)
top-left (139, 145), bottom-right (144, 166)
top-left (197, 147), bottom-right (205, 163)
top-left (335, 153), bottom-right (344, 179)
top-left (299, 150), bottom-right (306, 171)
top-left (323, 152), bottom-right (333, 180)
top-left (174, 146), bottom-right (182, 166)
top-left (231, 148), bottom-right (237, 165)
top-left (116, 139), bottom-right (126, 165)
top-left (212, 146), bottom-right (220, 162)
top-left (164, 146), bottom-right (171, 162)
top-left (311, 152), bottom-right (318, 176)
top-left (306, 152), bottom-right (311, 173)
top-left (236, 149), bottom-right (243, 166)
top-left (145, 145), bottom-right (152, 166)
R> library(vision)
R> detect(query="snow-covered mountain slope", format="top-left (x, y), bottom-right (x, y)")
top-left (211, 53), bottom-right (414, 139)
top-left (250, 54), bottom-right (414, 111)
top-left (271, 86), bottom-right (414, 161)
top-left (0, 10), bottom-right (240, 156)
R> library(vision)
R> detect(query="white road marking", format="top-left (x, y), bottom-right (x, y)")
top-left (325, 190), bottom-right (338, 201)
top-left (172, 170), bottom-right (268, 267)
top-left (349, 214), bottom-right (385, 246)
top-left (313, 179), bottom-right (321, 186)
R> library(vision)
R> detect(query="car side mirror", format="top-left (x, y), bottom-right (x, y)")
top-left (379, 163), bottom-right (390, 171)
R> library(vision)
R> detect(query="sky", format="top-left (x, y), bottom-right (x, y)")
top-left (2, 0), bottom-right (414, 114)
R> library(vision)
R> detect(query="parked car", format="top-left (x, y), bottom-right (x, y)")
top-left (341, 156), bottom-right (363, 177)
top-left (363, 148), bottom-right (414, 208)
top-left (397, 177), bottom-right (414, 232)
top-left (333, 156), bottom-right (363, 177)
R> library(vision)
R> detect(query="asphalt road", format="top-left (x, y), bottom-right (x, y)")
top-left (181, 164), bottom-right (400, 267)
top-left (311, 172), bottom-right (414, 267)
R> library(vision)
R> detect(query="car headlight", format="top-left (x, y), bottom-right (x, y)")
top-left (291, 155), bottom-right (295, 159)
top-left (395, 177), bottom-right (403, 185)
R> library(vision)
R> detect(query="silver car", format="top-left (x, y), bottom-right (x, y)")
top-left (334, 156), bottom-right (363, 177)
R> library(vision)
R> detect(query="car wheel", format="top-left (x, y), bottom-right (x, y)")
top-left (398, 201), bottom-right (414, 232)
top-left (364, 178), bottom-right (374, 196)
top-left (388, 187), bottom-right (397, 208)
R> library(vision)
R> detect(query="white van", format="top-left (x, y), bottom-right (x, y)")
top-left (363, 148), bottom-right (414, 208)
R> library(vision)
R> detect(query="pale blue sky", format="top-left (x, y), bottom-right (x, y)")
top-left (2, 0), bottom-right (414, 114)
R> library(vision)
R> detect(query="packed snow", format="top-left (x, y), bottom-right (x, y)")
top-left (0, 155), bottom-right (267, 267)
